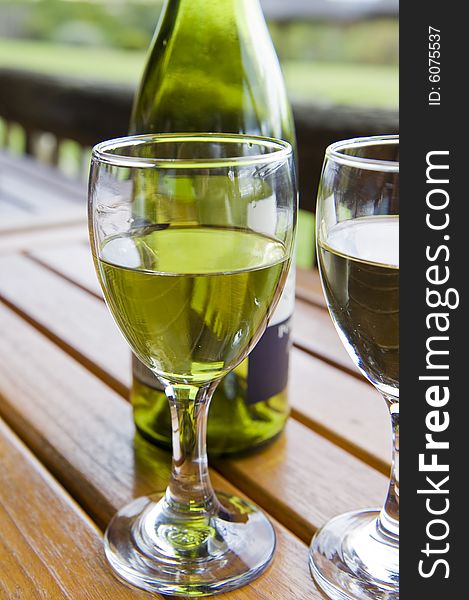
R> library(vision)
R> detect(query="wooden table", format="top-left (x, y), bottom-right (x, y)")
top-left (0, 150), bottom-right (391, 599)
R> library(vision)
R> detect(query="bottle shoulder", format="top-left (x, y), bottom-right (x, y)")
top-left (131, 3), bottom-right (295, 143)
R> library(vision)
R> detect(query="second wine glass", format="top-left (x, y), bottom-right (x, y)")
top-left (310, 135), bottom-right (399, 599)
top-left (88, 133), bottom-right (297, 596)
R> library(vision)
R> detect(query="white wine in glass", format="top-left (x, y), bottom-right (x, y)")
top-left (318, 216), bottom-right (399, 392)
top-left (99, 226), bottom-right (288, 382)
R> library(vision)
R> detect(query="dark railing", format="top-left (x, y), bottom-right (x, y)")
top-left (0, 68), bottom-right (398, 212)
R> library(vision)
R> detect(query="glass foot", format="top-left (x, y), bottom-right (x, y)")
top-left (104, 491), bottom-right (276, 597)
top-left (309, 509), bottom-right (399, 599)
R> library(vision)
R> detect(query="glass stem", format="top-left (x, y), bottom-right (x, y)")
top-left (164, 381), bottom-right (218, 517)
top-left (378, 394), bottom-right (399, 541)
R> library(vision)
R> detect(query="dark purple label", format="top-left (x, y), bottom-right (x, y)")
top-left (246, 317), bottom-right (292, 405)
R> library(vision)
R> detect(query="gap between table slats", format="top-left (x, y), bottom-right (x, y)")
top-left (0, 224), bottom-right (88, 255)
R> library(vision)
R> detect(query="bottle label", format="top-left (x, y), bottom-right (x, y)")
top-left (246, 316), bottom-right (292, 405)
top-left (246, 264), bottom-right (295, 405)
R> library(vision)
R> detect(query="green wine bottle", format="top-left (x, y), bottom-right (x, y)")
top-left (129, 0), bottom-right (297, 455)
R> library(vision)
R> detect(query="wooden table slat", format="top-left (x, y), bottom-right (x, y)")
top-left (0, 302), bottom-right (322, 599)
top-left (0, 151), bottom-right (86, 234)
top-left (0, 209), bottom-right (85, 235)
top-left (0, 195), bottom-right (30, 216)
top-left (295, 268), bottom-right (326, 308)
top-left (1, 171), bottom-right (81, 213)
top-left (216, 417), bottom-right (387, 544)
top-left (0, 417), bottom-right (153, 599)
top-left (290, 347), bottom-right (391, 473)
top-left (0, 150), bottom-right (87, 203)
top-left (30, 242), bottom-right (102, 298)
top-left (0, 253), bottom-right (130, 395)
top-left (293, 298), bottom-right (362, 377)
top-left (0, 224), bottom-right (88, 255)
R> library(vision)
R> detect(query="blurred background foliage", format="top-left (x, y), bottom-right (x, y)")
top-left (0, 0), bottom-right (398, 108)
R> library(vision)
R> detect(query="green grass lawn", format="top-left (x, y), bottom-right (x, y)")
top-left (283, 61), bottom-right (398, 108)
top-left (0, 38), bottom-right (398, 108)
top-left (0, 38), bottom-right (146, 82)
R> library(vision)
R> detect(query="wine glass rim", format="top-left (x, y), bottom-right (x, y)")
top-left (92, 133), bottom-right (293, 169)
top-left (326, 135), bottom-right (399, 173)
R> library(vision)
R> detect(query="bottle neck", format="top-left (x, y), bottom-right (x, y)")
top-left (132, 0), bottom-right (293, 143)
top-left (164, 0), bottom-right (259, 12)
top-left (159, 0), bottom-right (264, 32)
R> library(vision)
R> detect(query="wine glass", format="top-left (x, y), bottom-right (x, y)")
top-left (88, 133), bottom-right (297, 596)
top-left (310, 135), bottom-right (399, 599)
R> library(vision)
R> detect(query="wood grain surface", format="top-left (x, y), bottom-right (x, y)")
top-left (0, 253), bottom-right (130, 395)
top-left (293, 299), bottom-right (362, 377)
top-left (0, 153), bottom-right (395, 599)
top-left (0, 152), bottom-right (86, 234)
top-left (290, 347), bottom-right (391, 473)
top-left (0, 417), bottom-right (154, 599)
top-left (30, 242), bottom-right (101, 297)
top-left (0, 302), bottom-right (322, 599)
top-left (0, 224), bottom-right (87, 255)
top-left (0, 278), bottom-right (388, 545)
top-left (295, 268), bottom-right (326, 308)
